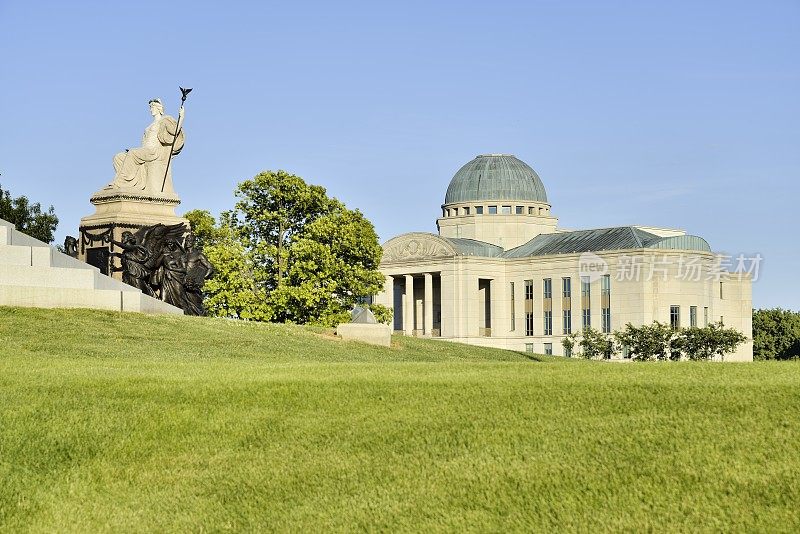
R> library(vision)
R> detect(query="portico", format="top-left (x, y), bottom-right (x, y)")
top-left (387, 271), bottom-right (442, 336)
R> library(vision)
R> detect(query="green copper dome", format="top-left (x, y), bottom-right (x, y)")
top-left (444, 154), bottom-right (548, 204)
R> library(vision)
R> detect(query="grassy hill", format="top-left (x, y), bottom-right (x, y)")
top-left (0, 307), bottom-right (798, 532)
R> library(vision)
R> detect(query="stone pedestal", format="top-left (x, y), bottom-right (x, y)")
top-left (336, 323), bottom-right (392, 347)
top-left (78, 187), bottom-right (189, 279)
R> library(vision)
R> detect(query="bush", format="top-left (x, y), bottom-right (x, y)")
top-left (566, 328), bottom-right (615, 360)
top-left (752, 308), bottom-right (800, 360)
top-left (614, 322), bottom-right (675, 361)
top-left (679, 323), bottom-right (748, 361)
top-left (614, 321), bottom-right (747, 362)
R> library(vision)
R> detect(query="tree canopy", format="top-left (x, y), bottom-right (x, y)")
top-left (0, 183), bottom-right (59, 243)
top-left (680, 323), bottom-right (748, 361)
top-left (564, 327), bottom-right (615, 359)
top-left (185, 171), bottom-right (389, 326)
top-left (185, 209), bottom-right (270, 321)
top-left (612, 321), bottom-right (747, 362)
top-left (752, 308), bottom-right (800, 360)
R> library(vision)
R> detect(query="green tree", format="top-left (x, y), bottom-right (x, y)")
top-left (680, 323), bottom-right (748, 361)
top-left (184, 209), bottom-right (270, 320)
top-left (204, 224), bottom-right (271, 321)
top-left (614, 321), bottom-right (675, 361)
top-left (227, 170), bottom-right (386, 326)
top-left (614, 321), bottom-right (747, 361)
top-left (232, 171), bottom-right (331, 290)
top-left (572, 327), bottom-right (615, 359)
top-left (184, 209), bottom-right (222, 249)
top-left (561, 335), bottom-right (576, 357)
top-left (0, 183), bottom-right (58, 243)
top-left (270, 207), bottom-right (387, 325)
top-left (752, 308), bottom-right (800, 360)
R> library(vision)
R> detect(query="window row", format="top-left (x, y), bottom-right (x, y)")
top-left (519, 275), bottom-right (612, 336)
top-left (519, 275), bottom-right (610, 300)
top-left (520, 309), bottom-right (610, 336)
top-left (442, 205), bottom-right (550, 217)
top-left (669, 305), bottom-right (717, 329)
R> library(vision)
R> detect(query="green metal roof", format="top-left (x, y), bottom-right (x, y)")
top-left (503, 227), bottom-right (651, 258)
top-left (444, 154), bottom-right (548, 204)
top-left (503, 227), bottom-right (711, 258)
top-left (444, 227), bottom-right (712, 258)
top-left (442, 237), bottom-right (504, 257)
top-left (646, 235), bottom-right (712, 252)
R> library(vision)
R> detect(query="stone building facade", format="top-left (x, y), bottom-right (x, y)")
top-left (374, 154), bottom-right (752, 361)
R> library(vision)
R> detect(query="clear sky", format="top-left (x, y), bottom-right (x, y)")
top-left (1, 0), bottom-right (797, 308)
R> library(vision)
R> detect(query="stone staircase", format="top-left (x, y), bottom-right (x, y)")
top-left (0, 218), bottom-right (182, 314)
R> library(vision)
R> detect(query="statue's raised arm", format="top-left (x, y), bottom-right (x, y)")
top-left (103, 98), bottom-right (185, 197)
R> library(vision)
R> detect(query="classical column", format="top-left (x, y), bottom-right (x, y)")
top-left (439, 267), bottom-right (457, 338)
top-left (404, 274), bottom-right (414, 336)
top-left (381, 275), bottom-right (394, 311)
top-left (424, 272), bottom-right (433, 336)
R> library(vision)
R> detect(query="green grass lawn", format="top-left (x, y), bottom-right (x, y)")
top-left (0, 307), bottom-right (798, 532)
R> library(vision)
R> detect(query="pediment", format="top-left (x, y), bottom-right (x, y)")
top-left (381, 233), bottom-right (457, 262)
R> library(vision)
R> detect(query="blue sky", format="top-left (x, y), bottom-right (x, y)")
top-left (1, 0), bottom-right (797, 308)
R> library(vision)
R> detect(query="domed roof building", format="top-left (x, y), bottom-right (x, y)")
top-left (375, 154), bottom-right (752, 361)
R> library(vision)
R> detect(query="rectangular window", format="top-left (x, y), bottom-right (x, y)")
top-left (488, 205), bottom-right (498, 214)
top-left (690, 306), bottom-right (697, 327)
top-left (564, 345), bottom-right (572, 357)
top-left (622, 345), bottom-right (631, 359)
top-left (544, 343), bottom-right (553, 355)
top-left (601, 274), bottom-right (610, 295)
top-left (543, 278), bottom-right (552, 299)
top-left (528, 207), bottom-right (535, 215)
top-left (515, 206), bottom-right (524, 214)
top-left (581, 276), bottom-right (591, 329)
top-left (600, 274), bottom-right (610, 333)
top-left (562, 277), bottom-right (572, 335)
top-left (463, 206), bottom-right (470, 215)
top-left (544, 311), bottom-right (552, 335)
top-left (720, 282), bottom-right (723, 299)
top-left (525, 343), bottom-right (535, 353)
top-left (704, 306), bottom-right (709, 326)
top-left (501, 205), bottom-right (511, 214)
top-left (670, 305), bottom-right (680, 329)
top-left (475, 206), bottom-right (484, 214)
top-left (524, 279), bottom-right (534, 336)
top-left (510, 282), bottom-right (515, 331)
top-left (720, 315), bottom-right (724, 325)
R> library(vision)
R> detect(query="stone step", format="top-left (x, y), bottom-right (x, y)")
top-left (0, 264), bottom-right (97, 289)
top-left (0, 285), bottom-right (183, 314)
top-left (0, 219), bottom-right (51, 248)
top-left (0, 243), bottom-right (53, 267)
top-left (0, 243), bottom-right (145, 293)
top-left (0, 217), bottom-right (184, 316)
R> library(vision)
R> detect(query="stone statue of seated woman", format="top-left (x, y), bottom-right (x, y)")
top-left (103, 98), bottom-right (185, 197)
